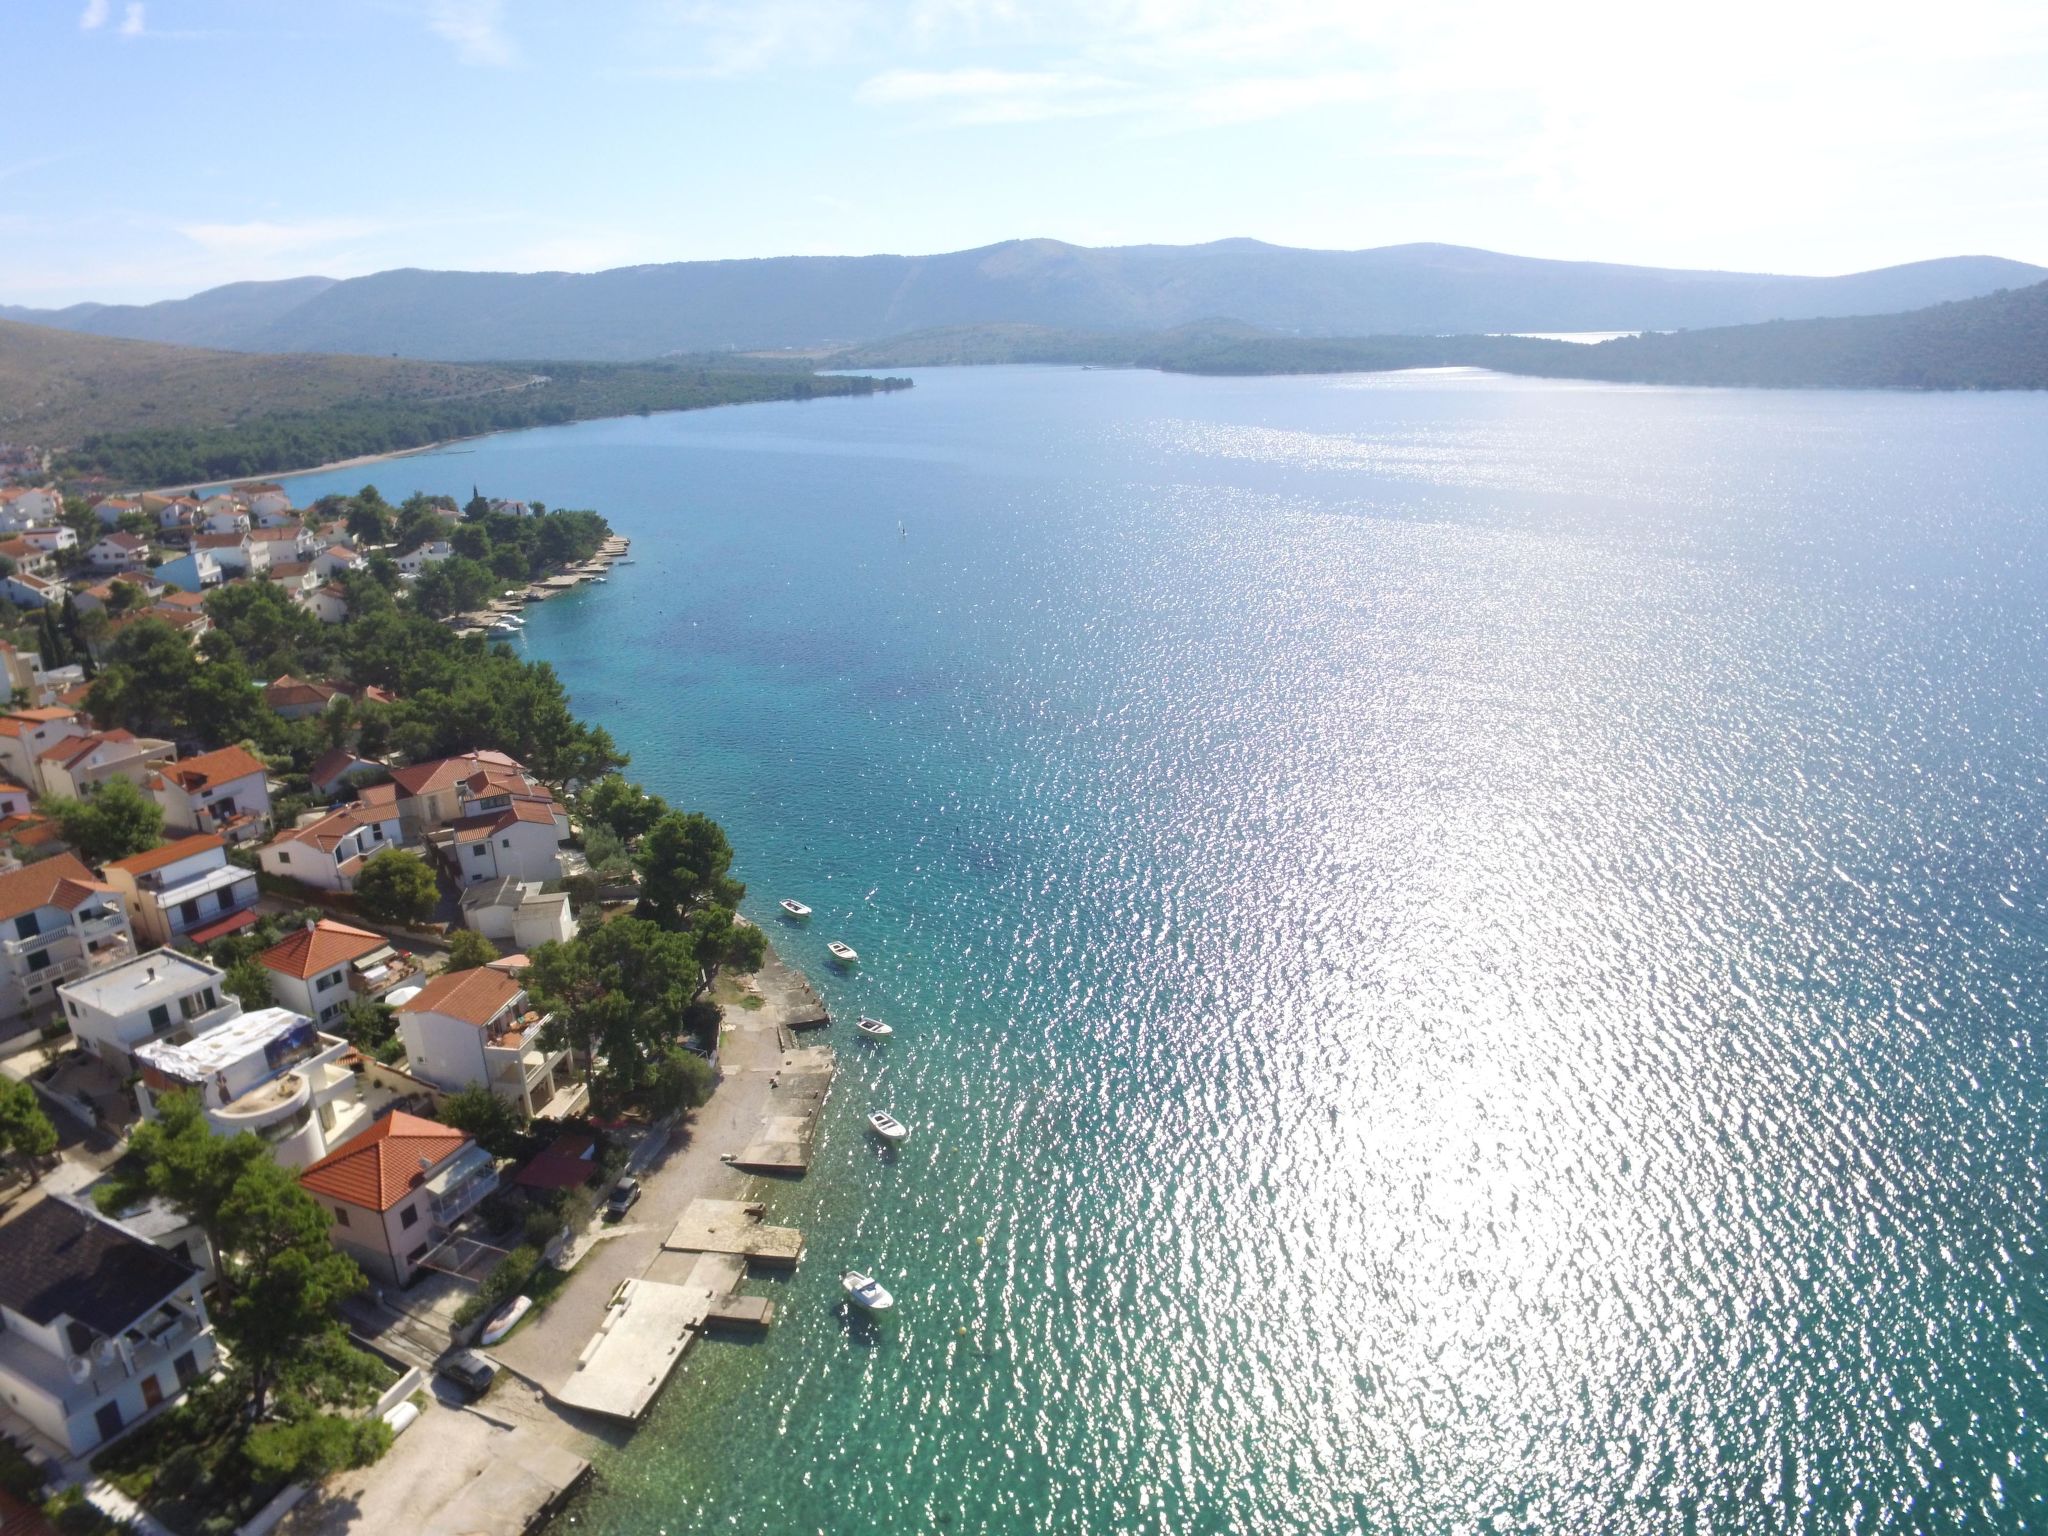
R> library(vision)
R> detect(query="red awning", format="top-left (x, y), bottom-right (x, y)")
top-left (514, 1132), bottom-right (597, 1190)
top-left (184, 908), bottom-right (259, 945)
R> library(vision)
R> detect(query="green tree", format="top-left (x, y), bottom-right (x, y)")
top-left (337, 997), bottom-right (398, 1060)
top-left (581, 775), bottom-right (668, 844)
top-left (635, 811), bottom-right (743, 929)
top-left (223, 959), bottom-right (274, 1012)
top-left (646, 1047), bottom-right (714, 1117)
top-left (443, 930), bottom-right (499, 973)
top-left (0, 1077), bottom-right (58, 1179)
top-left (435, 1084), bottom-right (525, 1158)
top-left (686, 905), bottom-right (766, 992)
top-left (353, 848), bottom-right (439, 926)
top-left (528, 917), bottom-right (699, 1101)
top-left (44, 776), bottom-right (163, 864)
top-left (344, 500), bottom-right (390, 546)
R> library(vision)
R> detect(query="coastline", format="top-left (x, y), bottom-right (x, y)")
top-left (147, 430), bottom-right (495, 498)
top-left (281, 941), bottom-right (835, 1536)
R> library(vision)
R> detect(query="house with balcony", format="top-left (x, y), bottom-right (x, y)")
top-left (234, 483), bottom-right (293, 523)
top-left (152, 547), bottom-right (223, 593)
top-left (395, 966), bottom-right (582, 1121)
top-left (299, 1111), bottom-right (497, 1288)
top-left (459, 877), bottom-right (575, 951)
top-left (0, 856), bottom-right (133, 1029)
top-left (0, 708), bottom-right (86, 792)
top-left (430, 797), bottom-right (569, 887)
top-left (135, 1006), bottom-right (367, 1168)
top-left (34, 729), bottom-right (174, 801)
top-left (258, 919), bottom-right (422, 1027)
top-left (102, 835), bottom-right (261, 949)
top-left (0, 1197), bottom-right (217, 1456)
top-left (388, 750), bottom-right (558, 841)
top-left (0, 485), bottom-right (62, 527)
top-left (85, 531), bottom-right (150, 572)
top-left (92, 495), bottom-right (142, 528)
top-left (57, 950), bottom-right (236, 1074)
top-left (147, 744), bottom-right (271, 844)
top-left (255, 799), bottom-right (404, 895)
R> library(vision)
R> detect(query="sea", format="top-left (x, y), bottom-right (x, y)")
top-left (277, 364), bottom-right (2048, 1534)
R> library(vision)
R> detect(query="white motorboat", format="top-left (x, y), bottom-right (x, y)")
top-left (855, 1016), bottom-right (893, 1039)
top-left (827, 941), bottom-right (859, 965)
top-left (842, 1271), bottom-right (894, 1312)
top-left (779, 899), bottom-right (812, 919)
top-left (868, 1111), bottom-right (909, 1143)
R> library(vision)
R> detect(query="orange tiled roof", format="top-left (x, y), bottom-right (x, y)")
top-left (259, 918), bottom-right (386, 980)
top-left (0, 853), bottom-right (108, 920)
top-left (396, 966), bottom-right (520, 1028)
top-left (299, 1111), bottom-right (469, 1212)
top-left (157, 744), bottom-right (264, 793)
top-left (389, 750), bottom-right (525, 798)
top-left (106, 832), bottom-right (224, 877)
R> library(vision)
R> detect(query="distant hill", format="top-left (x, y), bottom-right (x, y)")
top-left (4, 240), bottom-right (2040, 362)
top-left (0, 316), bottom-right (527, 443)
top-left (840, 279), bottom-right (2048, 391)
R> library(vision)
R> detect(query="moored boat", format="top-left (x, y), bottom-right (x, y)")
top-left (855, 1016), bottom-right (892, 1038)
top-left (842, 1271), bottom-right (894, 1312)
top-left (779, 899), bottom-right (812, 919)
top-left (868, 1111), bottom-right (909, 1142)
top-left (827, 941), bottom-right (859, 965)
top-left (479, 1294), bottom-right (531, 1345)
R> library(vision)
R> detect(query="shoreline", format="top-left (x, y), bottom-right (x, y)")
top-left (280, 941), bottom-right (836, 1536)
top-left (145, 431), bottom-right (496, 498)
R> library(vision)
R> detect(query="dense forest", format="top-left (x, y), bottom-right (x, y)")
top-left (840, 279), bottom-right (2048, 391)
top-left (58, 361), bottom-right (911, 485)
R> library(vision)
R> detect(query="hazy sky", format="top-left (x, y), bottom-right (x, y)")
top-left (5, 0), bottom-right (2045, 305)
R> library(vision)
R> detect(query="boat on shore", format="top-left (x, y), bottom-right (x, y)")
top-left (479, 1295), bottom-right (531, 1344)
top-left (779, 899), bottom-right (812, 919)
top-left (827, 941), bottom-right (859, 965)
top-left (868, 1111), bottom-right (909, 1143)
top-left (855, 1016), bottom-right (892, 1038)
top-left (842, 1271), bottom-right (894, 1312)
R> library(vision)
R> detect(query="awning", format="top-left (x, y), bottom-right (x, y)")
top-left (184, 908), bottom-right (259, 945)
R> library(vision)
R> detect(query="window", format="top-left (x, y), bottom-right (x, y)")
top-left (14, 913), bottom-right (38, 940)
top-left (334, 1207), bottom-right (350, 1226)
top-left (24, 950), bottom-right (48, 973)
top-left (317, 971), bottom-right (343, 992)
top-left (94, 1402), bottom-right (124, 1442)
top-left (149, 1003), bottom-right (170, 1031)
top-left (276, 852), bottom-right (291, 865)
top-left (217, 889), bottom-right (237, 914)
top-left (178, 900), bottom-right (200, 924)
top-left (173, 1351), bottom-right (199, 1387)
top-left (501, 839), bottom-right (511, 849)
top-left (400, 1205), bottom-right (419, 1230)
top-left (472, 846), bottom-right (487, 860)
top-left (66, 1000), bottom-right (78, 1020)
top-left (203, 988), bottom-right (218, 1009)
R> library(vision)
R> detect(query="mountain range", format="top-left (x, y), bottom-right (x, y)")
top-left (4, 240), bottom-right (2042, 362)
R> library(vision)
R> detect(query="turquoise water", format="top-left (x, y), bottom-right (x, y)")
top-left (281, 367), bottom-right (2048, 1533)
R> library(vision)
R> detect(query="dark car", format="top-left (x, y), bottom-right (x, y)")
top-left (604, 1176), bottom-right (642, 1220)
top-left (438, 1349), bottom-right (498, 1397)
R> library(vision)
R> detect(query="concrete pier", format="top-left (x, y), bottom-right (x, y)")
top-left (662, 1198), bottom-right (806, 1266)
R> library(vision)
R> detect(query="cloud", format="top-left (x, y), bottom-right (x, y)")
top-left (857, 67), bottom-right (1136, 123)
top-left (626, 1), bottom-right (863, 78)
top-left (427, 0), bottom-right (514, 67)
top-left (78, 0), bottom-right (108, 28)
top-left (118, 2), bottom-right (143, 35)
top-left (177, 217), bottom-right (384, 261)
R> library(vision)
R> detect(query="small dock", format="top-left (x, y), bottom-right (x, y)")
top-left (663, 1199), bottom-right (805, 1267)
top-left (732, 1044), bottom-right (833, 1173)
top-left (552, 1276), bottom-right (703, 1421)
top-left (704, 1295), bottom-right (775, 1331)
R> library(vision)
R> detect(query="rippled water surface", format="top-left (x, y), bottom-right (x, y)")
top-left (284, 367), bottom-right (2048, 1533)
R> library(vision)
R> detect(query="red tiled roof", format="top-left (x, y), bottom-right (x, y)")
top-left (0, 853), bottom-right (108, 920)
top-left (514, 1131), bottom-right (596, 1191)
top-left (184, 908), bottom-right (259, 945)
top-left (300, 1111), bottom-right (470, 1213)
top-left (389, 750), bottom-right (524, 798)
top-left (107, 832), bottom-right (224, 877)
top-left (397, 966), bottom-right (520, 1028)
top-left (36, 729), bottom-right (137, 767)
top-left (260, 918), bottom-right (386, 979)
top-left (158, 744), bottom-right (265, 793)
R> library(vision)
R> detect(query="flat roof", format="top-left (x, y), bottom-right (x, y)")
top-left (60, 949), bottom-right (225, 1015)
top-left (135, 1006), bottom-right (315, 1078)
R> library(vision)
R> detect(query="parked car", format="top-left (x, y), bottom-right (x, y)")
top-left (438, 1349), bottom-right (498, 1397)
top-left (604, 1176), bottom-right (642, 1220)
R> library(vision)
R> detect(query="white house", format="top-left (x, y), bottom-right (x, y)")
top-left (0, 1198), bottom-right (218, 1455)
top-left (308, 583), bottom-right (350, 625)
top-left (135, 1006), bottom-right (368, 1168)
top-left (314, 544), bottom-right (361, 580)
top-left (86, 532), bottom-right (150, 571)
top-left (3, 571), bottom-right (65, 609)
top-left (431, 798), bottom-right (568, 887)
top-left (148, 744), bottom-right (271, 843)
top-left (34, 730), bottom-right (173, 801)
top-left (0, 708), bottom-right (88, 791)
top-left (459, 877), bottom-right (575, 950)
top-left (0, 486), bottom-right (62, 527)
top-left (57, 949), bottom-right (236, 1073)
top-left (18, 526), bottom-right (78, 556)
top-left (395, 967), bottom-right (581, 1120)
top-left (92, 495), bottom-right (142, 528)
top-left (233, 484), bottom-right (293, 523)
top-left (191, 533), bottom-right (252, 574)
top-left (0, 854), bottom-right (133, 1027)
top-left (256, 800), bottom-right (404, 894)
top-left (299, 1112), bottom-right (496, 1288)
top-left (258, 919), bottom-right (420, 1027)
top-left (396, 541), bottom-right (453, 574)
top-left (102, 834), bottom-right (262, 949)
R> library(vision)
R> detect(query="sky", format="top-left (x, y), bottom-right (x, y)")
top-left (3, 0), bottom-right (2045, 306)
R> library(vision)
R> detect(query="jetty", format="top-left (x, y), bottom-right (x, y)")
top-left (733, 1043), bottom-right (833, 1173)
top-left (663, 1198), bottom-right (806, 1266)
